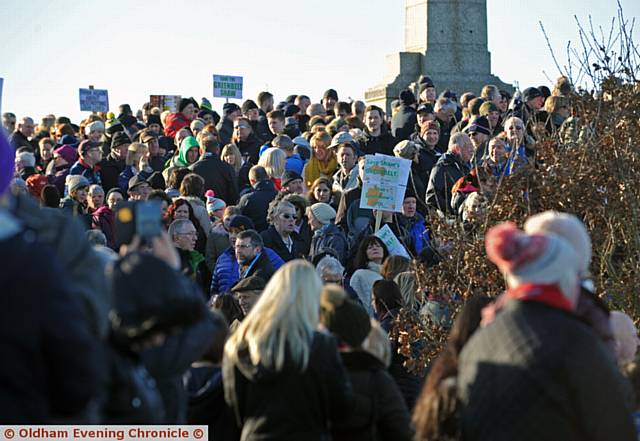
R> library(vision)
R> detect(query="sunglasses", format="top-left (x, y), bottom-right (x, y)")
top-left (281, 213), bottom-right (298, 220)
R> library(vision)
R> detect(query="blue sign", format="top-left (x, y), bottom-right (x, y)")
top-left (79, 88), bottom-right (109, 112)
top-left (213, 74), bottom-right (243, 99)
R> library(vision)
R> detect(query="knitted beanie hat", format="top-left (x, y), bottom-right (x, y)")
top-left (205, 189), bottom-right (226, 216)
top-left (85, 120), bottom-right (105, 135)
top-left (309, 202), bottom-right (336, 225)
top-left (320, 285), bottom-right (371, 347)
top-left (65, 174), bottom-right (90, 194)
top-left (524, 210), bottom-right (592, 277)
top-left (485, 221), bottom-right (580, 308)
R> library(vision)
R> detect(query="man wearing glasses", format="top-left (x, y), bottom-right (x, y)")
top-left (169, 218), bottom-right (210, 295)
top-left (235, 230), bottom-right (275, 284)
top-left (316, 255), bottom-right (363, 306)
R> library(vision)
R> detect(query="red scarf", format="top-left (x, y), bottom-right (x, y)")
top-left (79, 157), bottom-right (101, 172)
top-left (506, 283), bottom-right (573, 312)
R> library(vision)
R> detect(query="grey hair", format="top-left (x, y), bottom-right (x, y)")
top-left (168, 219), bottom-right (193, 239)
top-left (316, 256), bottom-right (345, 277)
top-left (448, 132), bottom-right (471, 153)
top-left (434, 97), bottom-right (457, 114)
top-left (267, 200), bottom-right (296, 225)
top-left (86, 229), bottom-right (107, 246)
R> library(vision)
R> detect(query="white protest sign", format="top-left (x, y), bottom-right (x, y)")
top-left (79, 88), bottom-right (109, 112)
top-left (359, 154), bottom-right (412, 212)
top-left (375, 224), bottom-right (410, 258)
top-left (213, 74), bottom-right (243, 99)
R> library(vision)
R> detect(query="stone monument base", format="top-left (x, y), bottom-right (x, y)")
top-left (365, 52), bottom-right (514, 115)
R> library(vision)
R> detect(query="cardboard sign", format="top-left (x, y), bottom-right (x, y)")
top-left (359, 154), bottom-right (411, 212)
top-left (79, 88), bottom-right (109, 112)
top-left (149, 95), bottom-right (181, 112)
top-left (375, 224), bottom-right (410, 258)
top-left (213, 74), bottom-right (243, 99)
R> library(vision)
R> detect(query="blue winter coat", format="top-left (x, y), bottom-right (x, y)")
top-left (210, 247), bottom-right (285, 295)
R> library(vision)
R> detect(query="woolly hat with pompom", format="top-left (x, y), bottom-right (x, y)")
top-left (205, 190), bottom-right (226, 216)
top-left (524, 211), bottom-right (592, 277)
top-left (485, 221), bottom-right (581, 308)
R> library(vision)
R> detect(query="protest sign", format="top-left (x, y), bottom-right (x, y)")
top-left (213, 74), bottom-right (243, 99)
top-left (375, 224), bottom-right (410, 258)
top-left (79, 88), bottom-right (109, 112)
top-left (359, 154), bottom-right (411, 212)
top-left (149, 95), bottom-right (181, 112)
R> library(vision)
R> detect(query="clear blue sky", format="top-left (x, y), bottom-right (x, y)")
top-left (1, 0), bottom-right (637, 122)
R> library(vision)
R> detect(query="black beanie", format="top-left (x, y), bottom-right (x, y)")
top-left (147, 114), bottom-right (162, 127)
top-left (241, 99), bottom-right (259, 114)
top-left (399, 89), bottom-right (417, 106)
top-left (111, 131), bottom-right (131, 149)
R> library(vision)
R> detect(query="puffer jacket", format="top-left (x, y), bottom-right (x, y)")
top-left (210, 247), bottom-right (285, 295)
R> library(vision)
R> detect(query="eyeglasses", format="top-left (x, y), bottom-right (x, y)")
top-left (178, 231), bottom-right (197, 237)
top-left (280, 213), bottom-right (298, 220)
top-left (322, 277), bottom-right (344, 285)
top-left (235, 243), bottom-right (254, 249)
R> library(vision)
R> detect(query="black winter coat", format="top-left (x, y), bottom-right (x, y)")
top-left (458, 299), bottom-right (635, 441)
top-left (310, 223), bottom-right (349, 265)
top-left (240, 250), bottom-right (275, 283)
top-left (425, 152), bottom-right (469, 215)
top-left (391, 105), bottom-right (417, 142)
top-left (380, 309), bottom-right (425, 411)
top-left (238, 180), bottom-right (278, 232)
top-left (0, 227), bottom-right (101, 423)
top-left (362, 128), bottom-right (396, 156)
top-left (223, 331), bottom-right (353, 441)
top-left (189, 153), bottom-right (239, 205)
top-left (260, 225), bottom-right (305, 262)
top-left (331, 350), bottom-right (413, 441)
top-left (99, 153), bottom-right (126, 192)
top-left (236, 133), bottom-right (263, 165)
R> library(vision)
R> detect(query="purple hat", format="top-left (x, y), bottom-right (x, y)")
top-left (0, 131), bottom-right (14, 195)
top-left (54, 145), bottom-right (78, 164)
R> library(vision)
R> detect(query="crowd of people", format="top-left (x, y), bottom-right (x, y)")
top-left (1, 74), bottom-right (639, 440)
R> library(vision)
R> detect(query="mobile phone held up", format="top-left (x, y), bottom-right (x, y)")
top-left (114, 200), bottom-right (163, 247)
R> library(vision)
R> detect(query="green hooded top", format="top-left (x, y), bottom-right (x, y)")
top-left (176, 136), bottom-right (200, 167)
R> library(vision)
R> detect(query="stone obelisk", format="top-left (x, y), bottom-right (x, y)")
top-left (365, 0), bottom-right (513, 114)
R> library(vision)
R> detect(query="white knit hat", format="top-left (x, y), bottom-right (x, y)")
top-left (309, 203), bottom-right (336, 225)
top-left (524, 210), bottom-right (592, 276)
top-left (85, 120), bottom-right (105, 136)
top-left (65, 174), bottom-right (90, 194)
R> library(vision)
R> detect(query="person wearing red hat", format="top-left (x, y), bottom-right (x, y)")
top-left (456, 222), bottom-right (635, 441)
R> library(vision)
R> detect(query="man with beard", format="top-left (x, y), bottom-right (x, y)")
top-left (234, 229), bottom-right (275, 284)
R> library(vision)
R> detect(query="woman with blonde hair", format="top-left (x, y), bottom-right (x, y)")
top-left (303, 131), bottom-right (337, 188)
top-left (221, 143), bottom-right (243, 174)
top-left (258, 147), bottom-right (286, 190)
top-left (223, 260), bottom-right (352, 440)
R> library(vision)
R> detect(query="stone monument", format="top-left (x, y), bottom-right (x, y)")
top-left (365, 0), bottom-right (514, 114)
